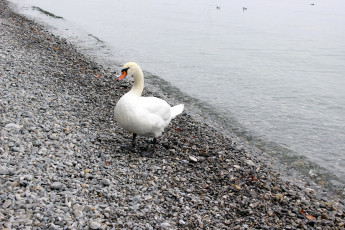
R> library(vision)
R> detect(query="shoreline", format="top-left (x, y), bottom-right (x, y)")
top-left (1, 0), bottom-right (345, 229)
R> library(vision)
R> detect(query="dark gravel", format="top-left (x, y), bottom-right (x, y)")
top-left (1, 0), bottom-right (345, 229)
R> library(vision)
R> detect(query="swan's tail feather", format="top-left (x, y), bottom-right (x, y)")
top-left (171, 104), bottom-right (184, 119)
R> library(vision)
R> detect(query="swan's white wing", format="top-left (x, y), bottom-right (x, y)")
top-left (138, 97), bottom-right (172, 122)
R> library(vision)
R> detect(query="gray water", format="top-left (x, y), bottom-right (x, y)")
top-left (10, 0), bottom-right (345, 187)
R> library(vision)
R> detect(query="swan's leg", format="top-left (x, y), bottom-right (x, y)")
top-left (150, 137), bottom-right (158, 153)
top-left (132, 133), bottom-right (137, 147)
top-left (142, 137), bottom-right (156, 157)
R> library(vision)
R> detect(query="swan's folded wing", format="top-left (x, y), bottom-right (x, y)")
top-left (138, 97), bottom-right (172, 121)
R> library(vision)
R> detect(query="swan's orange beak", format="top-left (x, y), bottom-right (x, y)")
top-left (119, 70), bottom-right (127, 80)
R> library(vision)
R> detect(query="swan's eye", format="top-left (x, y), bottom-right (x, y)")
top-left (121, 67), bottom-right (130, 73)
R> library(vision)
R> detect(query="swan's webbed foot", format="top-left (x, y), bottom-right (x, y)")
top-left (139, 137), bottom-right (157, 157)
top-left (120, 133), bottom-right (137, 152)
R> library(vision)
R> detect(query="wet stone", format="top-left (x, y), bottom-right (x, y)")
top-left (101, 178), bottom-right (111, 186)
top-left (50, 182), bottom-right (64, 190)
top-left (90, 221), bottom-right (102, 229)
top-left (2, 199), bottom-right (12, 209)
top-left (321, 213), bottom-right (329, 220)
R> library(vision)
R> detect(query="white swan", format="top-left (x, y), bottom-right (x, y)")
top-left (114, 62), bottom-right (184, 147)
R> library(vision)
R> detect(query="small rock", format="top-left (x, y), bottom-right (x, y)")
top-left (5, 123), bottom-right (21, 129)
top-left (274, 193), bottom-right (284, 201)
top-left (144, 195), bottom-right (153, 200)
top-left (26, 174), bottom-right (34, 181)
top-left (4, 221), bottom-right (12, 229)
top-left (10, 146), bottom-right (20, 152)
top-left (2, 199), bottom-right (12, 208)
top-left (38, 147), bottom-right (47, 155)
top-left (49, 134), bottom-right (59, 140)
top-left (26, 126), bottom-right (36, 132)
top-left (15, 194), bottom-right (21, 201)
top-left (83, 205), bottom-right (93, 212)
top-left (73, 209), bottom-right (83, 218)
top-left (0, 167), bottom-right (9, 175)
top-left (245, 159), bottom-right (255, 166)
top-left (189, 156), bottom-right (198, 162)
top-left (301, 198), bottom-right (310, 205)
top-left (321, 213), bottom-right (329, 220)
top-left (33, 141), bottom-right (42, 147)
top-left (131, 204), bottom-right (139, 210)
top-left (145, 223), bottom-right (153, 230)
top-left (64, 127), bottom-right (71, 134)
top-left (235, 145), bottom-right (243, 151)
top-left (51, 182), bottom-right (63, 190)
top-left (233, 165), bottom-right (241, 169)
top-left (233, 184), bottom-right (241, 190)
top-left (271, 186), bottom-right (280, 192)
top-left (305, 188), bottom-right (316, 194)
top-left (49, 223), bottom-right (60, 230)
top-left (161, 222), bottom-right (170, 229)
top-left (101, 178), bottom-right (111, 186)
top-left (179, 219), bottom-right (186, 225)
top-left (90, 221), bottom-right (101, 229)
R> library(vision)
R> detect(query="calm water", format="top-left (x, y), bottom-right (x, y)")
top-left (11, 0), bottom-right (345, 186)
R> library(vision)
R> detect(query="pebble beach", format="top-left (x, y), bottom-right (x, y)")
top-left (1, 0), bottom-right (345, 229)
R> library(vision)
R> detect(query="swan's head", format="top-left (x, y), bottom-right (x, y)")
top-left (119, 62), bottom-right (141, 80)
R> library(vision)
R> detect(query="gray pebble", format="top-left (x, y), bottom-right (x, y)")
top-left (0, 167), bottom-right (9, 175)
top-left (15, 194), bottom-right (21, 201)
top-left (189, 155), bottom-right (198, 162)
top-left (2, 199), bottom-right (12, 208)
top-left (245, 159), bottom-right (255, 166)
top-left (90, 221), bottom-right (102, 229)
top-left (51, 182), bottom-right (64, 190)
top-left (161, 222), bottom-right (170, 229)
top-left (49, 134), bottom-right (59, 140)
top-left (101, 178), bottom-right (111, 186)
top-left (145, 223), bottom-right (153, 230)
top-left (5, 123), bottom-right (21, 129)
top-left (179, 219), bottom-right (186, 225)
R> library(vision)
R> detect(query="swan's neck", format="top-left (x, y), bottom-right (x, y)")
top-left (129, 68), bottom-right (144, 96)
